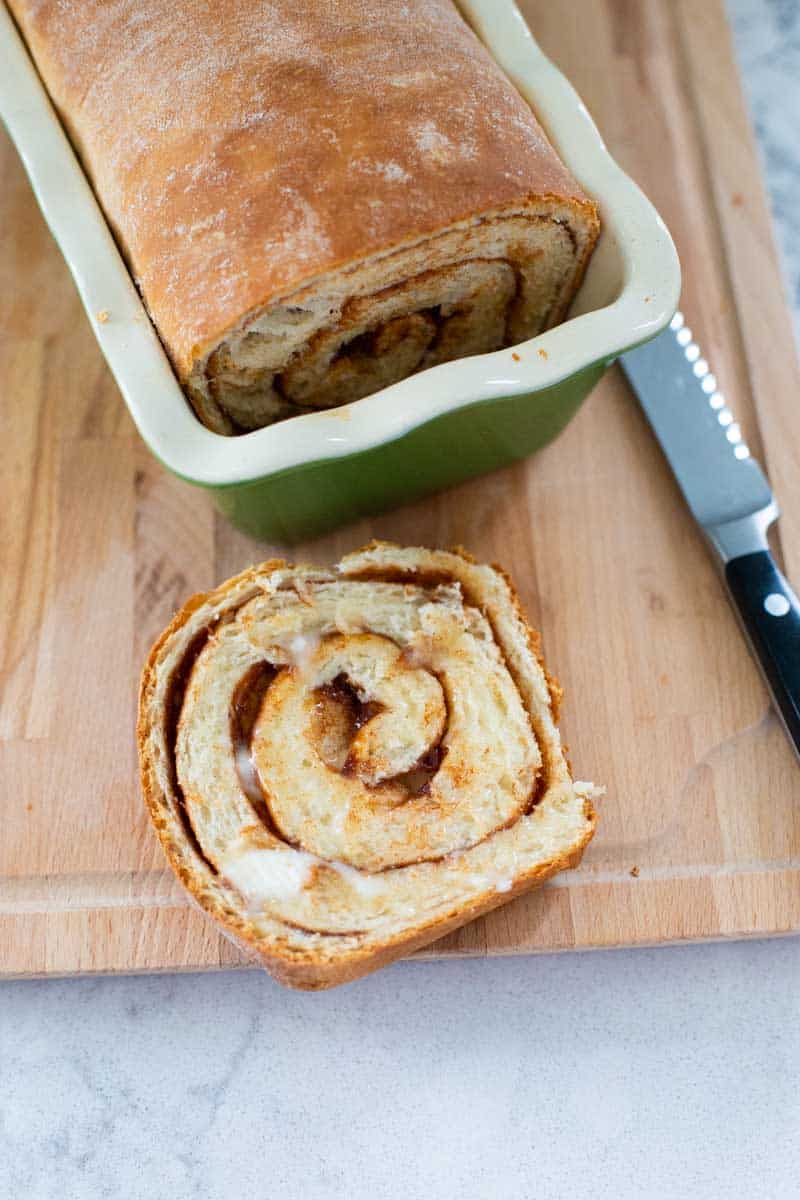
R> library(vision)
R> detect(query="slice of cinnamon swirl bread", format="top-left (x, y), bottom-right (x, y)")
top-left (138, 543), bottom-right (598, 988)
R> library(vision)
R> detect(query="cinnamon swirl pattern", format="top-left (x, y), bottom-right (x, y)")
top-left (193, 213), bottom-right (595, 432)
top-left (138, 544), bottom-right (598, 988)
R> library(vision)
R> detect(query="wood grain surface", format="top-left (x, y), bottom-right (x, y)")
top-left (2, 0), bottom-right (799, 977)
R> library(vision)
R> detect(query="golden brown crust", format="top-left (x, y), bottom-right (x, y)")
top-left (137, 542), bottom-right (597, 989)
top-left (11, 0), bottom-right (598, 379)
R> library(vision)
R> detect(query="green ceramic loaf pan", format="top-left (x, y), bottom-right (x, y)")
top-left (1, 0), bottom-right (680, 543)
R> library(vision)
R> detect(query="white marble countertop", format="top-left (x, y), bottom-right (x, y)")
top-left (3, 3), bottom-right (800, 1197)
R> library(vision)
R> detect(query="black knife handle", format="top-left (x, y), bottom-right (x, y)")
top-left (724, 550), bottom-right (800, 756)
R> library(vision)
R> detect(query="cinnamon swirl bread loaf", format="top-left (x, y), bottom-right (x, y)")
top-left (10, 0), bottom-right (600, 432)
top-left (138, 544), bottom-right (598, 988)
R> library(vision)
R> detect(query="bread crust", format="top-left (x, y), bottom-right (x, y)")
top-left (137, 543), bottom-right (597, 988)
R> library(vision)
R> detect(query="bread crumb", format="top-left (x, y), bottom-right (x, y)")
top-left (96, 309), bottom-right (110, 323)
top-left (511, 351), bottom-right (521, 362)
top-left (629, 865), bottom-right (640, 878)
top-left (574, 781), bottom-right (605, 802)
top-left (538, 348), bottom-right (548, 360)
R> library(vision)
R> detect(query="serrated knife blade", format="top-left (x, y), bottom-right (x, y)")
top-left (621, 313), bottom-right (800, 759)
top-left (622, 312), bottom-right (774, 535)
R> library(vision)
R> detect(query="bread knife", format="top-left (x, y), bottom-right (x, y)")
top-left (620, 311), bottom-right (800, 759)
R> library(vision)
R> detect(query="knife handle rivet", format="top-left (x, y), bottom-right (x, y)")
top-left (764, 593), bottom-right (790, 618)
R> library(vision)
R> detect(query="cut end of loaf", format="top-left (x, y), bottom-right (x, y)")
top-left (186, 200), bottom-right (599, 434)
top-left (137, 542), bottom-right (599, 989)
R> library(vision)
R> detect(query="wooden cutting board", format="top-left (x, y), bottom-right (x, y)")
top-left (2, 0), bottom-right (799, 978)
